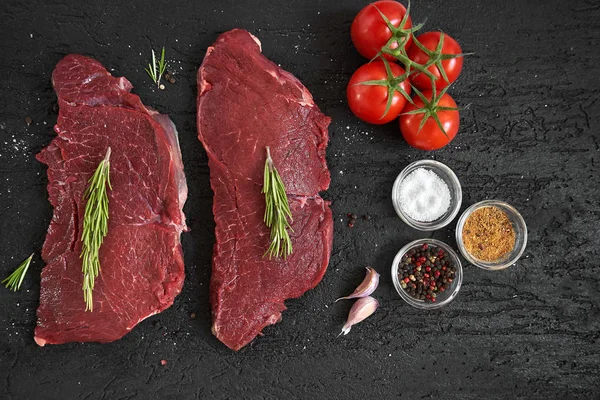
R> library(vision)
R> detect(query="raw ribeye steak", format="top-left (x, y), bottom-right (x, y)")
top-left (35, 54), bottom-right (187, 346)
top-left (197, 29), bottom-right (333, 351)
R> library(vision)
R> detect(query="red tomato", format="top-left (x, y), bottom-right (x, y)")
top-left (347, 61), bottom-right (411, 125)
top-left (351, 1), bottom-right (414, 60)
top-left (399, 90), bottom-right (459, 150)
top-left (407, 32), bottom-right (464, 90)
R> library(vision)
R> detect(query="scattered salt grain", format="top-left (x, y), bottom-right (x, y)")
top-left (397, 168), bottom-right (451, 222)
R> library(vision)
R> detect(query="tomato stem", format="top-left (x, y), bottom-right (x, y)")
top-left (411, 32), bottom-right (472, 85)
top-left (402, 83), bottom-right (460, 138)
top-left (354, 57), bottom-right (413, 120)
top-left (371, 0), bottom-right (428, 71)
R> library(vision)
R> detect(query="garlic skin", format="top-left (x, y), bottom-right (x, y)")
top-left (335, 267), bottom-right (380, 302)
top-left (339, 296), bottom-right (379, 336)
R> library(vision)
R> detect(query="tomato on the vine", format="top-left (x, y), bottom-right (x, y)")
top-left (347, 60), bottom-right (411, 125)
top-left (399, 89), bottom-right (459, 150)
top-left (407, 31), bottom-right (464, 90)
top-left (351, 1), bottom-right (415, 61)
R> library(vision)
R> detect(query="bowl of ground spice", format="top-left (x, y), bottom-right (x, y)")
top-left (456, 200), bottom-right (527, 270)
top-left (392, 160), bottom-right (462, 231)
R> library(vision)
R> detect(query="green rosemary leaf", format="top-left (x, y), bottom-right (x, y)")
top-left (2, 254), bottom-right (34, 292)
top-left (262, 146), bottom-right (293, 259)
top-left (80, 147), bottom-right (112, 311)
top-left (159, 47), bottom-right (167, 77)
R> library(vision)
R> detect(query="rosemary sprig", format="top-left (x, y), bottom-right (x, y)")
top-left (262, 146), bottom-right (293, 259)
top-left (81, 147), bottom-right (112, 312)
top-left (145, 47), bottom-right (167, 87)
top-left (2, 254), bottom-right (34, 292)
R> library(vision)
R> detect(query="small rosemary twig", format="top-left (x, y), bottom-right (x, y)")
top-left (2, 254), bottom-right (34, 292)
top-left (145, 47), bottom-right (167, 87)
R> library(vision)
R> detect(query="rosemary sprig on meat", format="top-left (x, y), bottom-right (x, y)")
top-left (145, 47), bottom-right (167, 88)
top-left (262, 146), bottom-right (293, 259)
top-left (2, 254), bottom-right (34, 292)
top-left (81, 147), bottom-right (112, 311)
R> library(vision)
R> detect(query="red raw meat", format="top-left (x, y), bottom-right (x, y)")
top-left (35, 55), bottom-right (187, 346)
top-left (197, 29), bottom-right (333, 350)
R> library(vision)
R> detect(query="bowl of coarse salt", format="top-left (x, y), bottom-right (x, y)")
top-left (392, 159), bottom-right (462, 231)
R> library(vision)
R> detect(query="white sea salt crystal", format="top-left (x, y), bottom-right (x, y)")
top-left (397, 168), bottom-right (450, 222)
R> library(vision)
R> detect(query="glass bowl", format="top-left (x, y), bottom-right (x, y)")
top-left (455, 200), bottom-right (527, 271)
top-left (391, 239), bottom-right (463, 310)
top-left (392, 159), bottom-right (462, 231)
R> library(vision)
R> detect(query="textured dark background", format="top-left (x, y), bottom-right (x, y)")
top-left (1, 0), bottom-right (599, 399)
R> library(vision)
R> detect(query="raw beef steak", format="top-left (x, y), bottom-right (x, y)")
top-left (197, 29), bottom-right (333, 350)
top-left (35, 55), bottom-right (187, 346)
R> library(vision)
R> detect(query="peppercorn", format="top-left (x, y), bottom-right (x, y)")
top-left (362, 214), bottom-right (371, 221)
top-left (347, 213), bottom-right (358, 227)
top-left (25, 116), bottom-right (32, 125)
top-left (398, 243), bottom-right (457, 304)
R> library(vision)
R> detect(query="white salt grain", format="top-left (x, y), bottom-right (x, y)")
top-left (398, 168), bottom-right (451, 222)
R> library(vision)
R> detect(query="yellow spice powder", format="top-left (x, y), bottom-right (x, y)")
top-left (462, 206), bottom-right (516, 262)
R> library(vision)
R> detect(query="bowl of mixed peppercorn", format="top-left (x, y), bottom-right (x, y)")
top-left (392, 239), bottom-right (463, 309)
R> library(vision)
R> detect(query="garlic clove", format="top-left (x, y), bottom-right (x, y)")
top-left (339, 296), bottom-right (379, 336)
top-left (335, 267), bottom-right (380, 302)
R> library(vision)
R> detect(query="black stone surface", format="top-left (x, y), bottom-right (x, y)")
top-left (1, 0), bottom-right (599, 398)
